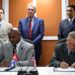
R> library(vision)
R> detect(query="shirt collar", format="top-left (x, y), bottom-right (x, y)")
top-left (28, 17), bottom-right (34, 22)
top-left (0, 19), bottom-right (4, 24)
top-left (16, 38), bottom-right (22, 48)
top-left (9, 38), bottom-right (23, 48)
top-left (68, 17), bottom-right (75, 22)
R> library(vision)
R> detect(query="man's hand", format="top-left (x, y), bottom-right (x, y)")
top-left (0, 61), bottom-right (9, 67)
top-left (70, 63), bottom-right (75, 68)
top-left (60, 61), bottom-right (69, 68)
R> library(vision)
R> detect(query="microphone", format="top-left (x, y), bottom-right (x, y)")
top-left (4, 53), bottom-right (18, 71)
top-left (4, 60), bottom-right (16, 71)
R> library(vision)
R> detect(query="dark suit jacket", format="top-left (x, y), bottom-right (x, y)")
top-left (50, 42), bottom-right (75, 67)
top-left (58, 18), bottom-right (75, 40)
top-left (18, 17), bottom-right (44, 60)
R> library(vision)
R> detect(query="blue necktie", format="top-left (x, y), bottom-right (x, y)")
top-left (0, 24), bottom-right (1, 28)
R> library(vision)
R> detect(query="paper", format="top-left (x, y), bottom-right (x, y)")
top-left (54, 67), bottom-right (75, 72)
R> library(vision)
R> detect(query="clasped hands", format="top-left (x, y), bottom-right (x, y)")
top-left (60, 61), bottom-right (75, 68)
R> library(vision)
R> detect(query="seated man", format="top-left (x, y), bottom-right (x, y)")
top-left (0, 29), bottom-right (36, 67)
top-left (49, 31), bottom-right (75, 68)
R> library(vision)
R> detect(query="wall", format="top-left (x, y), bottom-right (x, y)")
top-left (9, 0), bottom-right (32, 27)
top-left (36, 0), bottom-right (61, 36)
top-left (39, 41), bottom-right (57, 66)
top-left (69, 0), bottom-right (75, 5)
top-left (36, 0), bottom-right (61, 66)
top-left (0, 0), bottom-right (2, 8)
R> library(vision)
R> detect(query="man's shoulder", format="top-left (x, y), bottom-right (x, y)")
top-left (2, 20), bottom-right (12, 28)
top-left (34, 17), bottom-right (44, 21)
top-left (21, 39), bottom-right (34, 48)
top-left (56, 42), bottom-right (66, 48)
top-left (59, 19), bottom-right (68, 27)
top-left (19, 17), bottom-right (28, 22)
top-left (55, 42), bottom-right (67, 52)
top-left (2, 20), bottom-right (9, 24)
top-left (60, 18), bottom-right (68, 23)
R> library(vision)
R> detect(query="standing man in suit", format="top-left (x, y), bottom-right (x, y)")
top-left (18, 2), bottom-right (44, 65)
top-left (58, 5), bottom-right (75, 42)
top-left (50, 31), bottom-right (75, 68)
top-left (0, 8), bottom-right (12, 42)
top-left (0, 29), bottom-right (35, 67)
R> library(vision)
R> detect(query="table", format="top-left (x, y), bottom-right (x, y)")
top-left (0, 67), bottom-right (75, 75)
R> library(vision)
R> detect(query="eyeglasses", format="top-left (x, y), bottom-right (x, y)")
top-left (28, 9), bottom-right (34, 11)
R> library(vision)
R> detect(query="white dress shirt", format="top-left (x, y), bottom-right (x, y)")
top-left (16, 38), bottom-right (23, 54)
top-left (0, 20), bottom-right (12, 42)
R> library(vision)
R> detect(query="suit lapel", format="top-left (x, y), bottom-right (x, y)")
top-left (17, 42), bottom-right (23, 59)
top-left (63, 43), bottom-right (69, 61)
top-left (17, 40), bottom-right (26, 60)
top-left (25, 18), bottom-right (30, 37)
top-left (1, 20), bottom-right (5, 29)
top-left (65, 19), bottom-right (74, 34)
top-left (4, 43), bottom-right (13, 62)
top-left (66, 18), bottom-right (75, 31)
top-left (70, 18), bottom-right (75, 31)
top-left (64, 43), bottom-right (68, 56)
top-left (66, 19), bottom-right (71, 27)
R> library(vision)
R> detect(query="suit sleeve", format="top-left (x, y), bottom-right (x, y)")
top-left (49, 44), bottom-right (62, 67)
top-left (16, 44), bottom-right (35, 66)
top-left (58, 21), bottom-right (65, 40)
top-left (18, 20), bottom-right (22, 36)
top-left (0, 40), bottom-right (4, 65)
top-left (33, 19), bottom-right (45, 46)
top-left (8, 23), bottom-right (13, 29)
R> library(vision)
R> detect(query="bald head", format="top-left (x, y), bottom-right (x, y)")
top-left (67, 31), bottom-right (75, 52)
top-left (27, 2), bottom-right (36, 19)
top-left (27, 2), bottom-right (36, 12)
top-left (8, 29), bottom-right (20, 36)
top-left (67, 31), bottom-right (75, 40)
top-left (8, 29), bottom-right (21, 45)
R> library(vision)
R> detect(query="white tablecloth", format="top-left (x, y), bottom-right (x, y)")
top-left (0, 67), bottom-right (75, 75)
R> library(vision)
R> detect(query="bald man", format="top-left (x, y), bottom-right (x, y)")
top-left (50, 31), bottom-right (75, 68)
top-left (0, 29), bottom-right (35, 67)
top-left (0, 8), bottom-right (12, 42)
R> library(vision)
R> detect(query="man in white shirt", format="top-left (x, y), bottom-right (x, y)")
top-left (0, 29), bottom-right (35, 67)
top-left (58, 5), bottom-right (75, 43)
top-left (0, 8), bottom-right (12, 42)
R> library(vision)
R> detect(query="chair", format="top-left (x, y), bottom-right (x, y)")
top-left (24, 39), bottom-right (33, 44)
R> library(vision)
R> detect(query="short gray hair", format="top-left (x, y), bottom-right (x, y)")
top-left (27, 2), bottom-right (36, 13)
top-left (68, 31), bottom-right (75, 39)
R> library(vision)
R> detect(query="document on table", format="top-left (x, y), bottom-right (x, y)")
top-left (54, 67), bottom-right (75, 72)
